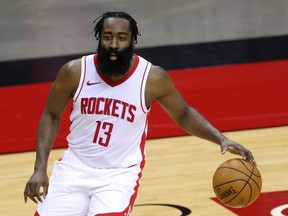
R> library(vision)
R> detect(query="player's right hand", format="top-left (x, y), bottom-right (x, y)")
top-left (24, 170), bottom-right (49, 204)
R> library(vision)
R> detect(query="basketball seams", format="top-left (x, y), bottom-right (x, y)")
top-left (238, 159), bottom-right (253, 172)
top-left (225, 180), bottom-right (252, 206)
top-left (245, 182), bottom-right (253, 206)
top-left (216, 166), bottom-right (251, 179)
top-left (238, 159), bottom-right (261, 178)
top-left (216, 166), bottom-right (261, 192)
top-left (224, 181), bottom-right (253, 207)
top-left (213, 179), bottom-right (247, 189)
top-left (238, 159), bottom-right (262, 191)
top-left (213, 179), bottom-right (251, 206)
top-left (213, 174), bottom-right (253, 207)
top-left (239, 159), bottom-right (254, 201)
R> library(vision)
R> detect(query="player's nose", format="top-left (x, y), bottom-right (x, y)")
top-left (109, 38), bottom-right (119, 49)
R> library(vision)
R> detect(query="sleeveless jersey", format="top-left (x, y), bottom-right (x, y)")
top-left (66, 54), bottom-right (151, 168)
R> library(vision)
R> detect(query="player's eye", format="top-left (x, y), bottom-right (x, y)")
top-left (119, 35), bottom-right (127, 41)
top-left (103, 35), bottom-right (111, 40)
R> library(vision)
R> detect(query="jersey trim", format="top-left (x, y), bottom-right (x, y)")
top-left (140, 61), bottom-right (151, 114)
top-left (73, 56), bottom-right (87, 102)
top-left (128, 118), bottom-right (147, 213)
top-left (93, 54), bottom-right (140, 87)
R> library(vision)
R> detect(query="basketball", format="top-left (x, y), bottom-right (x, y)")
top-left (212, 158), bottom-right (262, 208)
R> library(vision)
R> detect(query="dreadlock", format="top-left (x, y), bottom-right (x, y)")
top-left (93, 11), bottom-right (141, 44)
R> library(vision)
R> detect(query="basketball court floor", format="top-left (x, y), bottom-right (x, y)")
top-left (1, 126), bottom-right (287, 215)
top-left (1, 1), bottom-right (288, 215)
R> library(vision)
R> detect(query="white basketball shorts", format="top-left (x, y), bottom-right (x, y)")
top-left (35, 148), bottom-right (143, 216)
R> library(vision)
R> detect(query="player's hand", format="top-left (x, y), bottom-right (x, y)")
top-left (24, 170), bottom-right (49, 204)
top-left (220, 139), bottom-right (257, 166)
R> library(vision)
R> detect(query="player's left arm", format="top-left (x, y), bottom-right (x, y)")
top-left (148, 66), bottom-right (256, 165)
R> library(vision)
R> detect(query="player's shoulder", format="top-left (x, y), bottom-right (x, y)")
top-left (150, 64), bottom-right (166, 73)
top-left (61, 58), bottom-right (81, 74)
top-left (145, 64), bottom-right (176, 104)
top-left (57, 58), bottom-right (81, 80)
top-left (148, 64), bottom-right (172, 84)
top-left (54, 58), bottom-right (82, 92)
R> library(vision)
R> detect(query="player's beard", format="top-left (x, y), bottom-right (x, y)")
top-left (97, 41), bottom-right (134, 77)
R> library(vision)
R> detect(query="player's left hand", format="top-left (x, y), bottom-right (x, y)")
top-left (220, 139), bottom-right (257, 166)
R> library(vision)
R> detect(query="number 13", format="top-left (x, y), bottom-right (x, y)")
top-left (93, 121), bottom-right (114, 147)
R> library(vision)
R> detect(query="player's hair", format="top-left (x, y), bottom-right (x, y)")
top-left (93, 11), bottom-right (141, 44)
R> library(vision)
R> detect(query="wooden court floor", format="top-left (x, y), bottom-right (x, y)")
top-left (0, 126), bottom-right (287, 216)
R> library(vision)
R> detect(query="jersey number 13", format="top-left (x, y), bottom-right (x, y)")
top-left (93, 121), bottom-right (114, 147)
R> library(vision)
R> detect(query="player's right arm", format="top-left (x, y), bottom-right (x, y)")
top-left (24, 59), bottom-right (81, 204)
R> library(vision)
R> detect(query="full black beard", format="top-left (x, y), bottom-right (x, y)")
top-left (97, 42), bottom-right (134, 77)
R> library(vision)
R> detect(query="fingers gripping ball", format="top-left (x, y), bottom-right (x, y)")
top-left (212, 158), bottom-right (262, 208)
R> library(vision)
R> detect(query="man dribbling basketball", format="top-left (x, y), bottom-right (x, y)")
top-left (24, 11), bottom-right (256, 216)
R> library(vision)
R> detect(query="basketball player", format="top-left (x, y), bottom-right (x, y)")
top-left (24, 11), bottom-right (256, 216)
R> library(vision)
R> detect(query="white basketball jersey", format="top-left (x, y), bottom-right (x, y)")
top-left (67, 54), bottom-right (151, 168)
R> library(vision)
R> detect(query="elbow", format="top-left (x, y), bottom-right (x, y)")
top-left (175, 106), bottom-right (190, 128)
top-left (42, 108), bottom-right (61, 125)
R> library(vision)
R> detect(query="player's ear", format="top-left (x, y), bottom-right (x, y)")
top-left (132, 37), bottom-right (137, 45)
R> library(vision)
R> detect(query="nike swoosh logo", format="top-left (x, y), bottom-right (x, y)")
top-left (87, 80), bottom-right (102, 86)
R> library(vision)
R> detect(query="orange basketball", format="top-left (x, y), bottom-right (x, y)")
top-left (212, 158), bottom-right (262, 208)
